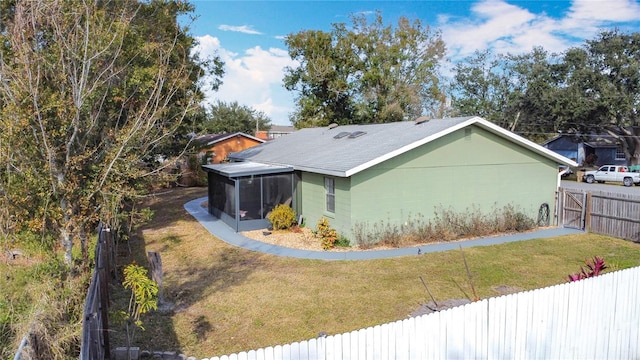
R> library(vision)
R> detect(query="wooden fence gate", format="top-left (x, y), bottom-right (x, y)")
top-left (558, 187), bottom-right (640, 242)
top-left (558, 188), bottom-right (586, 230)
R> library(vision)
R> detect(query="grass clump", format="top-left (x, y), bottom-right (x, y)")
top-left (352, 204), bottom-right (536, 248)
top-left (1, 255), bottom-right (88, 359)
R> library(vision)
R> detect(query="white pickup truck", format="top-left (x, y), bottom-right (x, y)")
top-left (583, 165), bottom-right (640, 187)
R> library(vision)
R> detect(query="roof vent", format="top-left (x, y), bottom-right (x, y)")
top-left (415, 116), bottom-right (430, 125)
top-left (328, 123), bottom-right (339, 129)
top-left (348, 131), bottom-right (367, 139)
top-left (333, 131), bottom-right (350, 139)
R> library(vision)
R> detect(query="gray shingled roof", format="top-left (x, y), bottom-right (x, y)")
top-left (229, 116), bottom-right (576, 177)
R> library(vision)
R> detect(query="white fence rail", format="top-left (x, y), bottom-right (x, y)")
top-left (208, 266), bottom-right (640, 360)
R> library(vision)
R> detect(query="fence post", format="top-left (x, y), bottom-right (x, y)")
top-left (554, 190), bottom-right (559, 226)
top-left (557, 188), bottom-right (564, 227)
top-left (147, 251), bottom-right (164, 306)
top-left (99, 227), bottom-right (111, 359)
top-left (585, 192), bottom-right (592, 232)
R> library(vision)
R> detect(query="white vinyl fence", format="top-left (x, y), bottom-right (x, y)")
top-left (207, 266), bottom-right (640, 360)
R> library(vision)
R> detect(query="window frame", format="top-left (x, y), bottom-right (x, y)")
top-left (615, 148), bottom-right (626, 160)
top-left (324, 177), bottom-right (335, 213)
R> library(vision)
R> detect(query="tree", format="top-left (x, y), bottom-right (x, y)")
top-left (450, 50), bottom-right (510, 123)
top-left (450, 48), bottom-right (563, 142)
top-left (556, 30), bottom-right (640, 165)
top-left (284, 12), bottom-right (446, 128)
top-left (0, 0), bottom-right (224, 266)
top-left (120, 263), bottom-right (158, 358)
top-left (200, 100), bottom-right (272, 135)
top-left (450, 31), bottom-right (640, 156)
top-left (506, 49), bottom-right (566, 142)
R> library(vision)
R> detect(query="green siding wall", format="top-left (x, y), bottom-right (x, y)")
top-left (298, 125), bottom-right (559, 241)
top-left (299, 173), bottom-right (352, 236)
top-left (350, 126), bottom-right (557, 240)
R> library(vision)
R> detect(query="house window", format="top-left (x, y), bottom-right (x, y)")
top-left (324, 177), bottom-right (335, 213)
top-left (615, 148), bottom-right (626, 160)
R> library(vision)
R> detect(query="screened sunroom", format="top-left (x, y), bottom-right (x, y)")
top-left (202, 162), bottom-right (295, 231)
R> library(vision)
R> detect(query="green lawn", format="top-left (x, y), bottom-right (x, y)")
top-left (5, 186), bottom-right (639, 358)
top-left (107, 187), bottom-right (640, 358)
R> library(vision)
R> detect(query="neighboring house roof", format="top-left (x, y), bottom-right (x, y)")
top-left (194, 132), bottom-right (265, 147)
top-left (229, 116), bottom-right (577, 177)
top-left (270, 125), bottom-right (295, 133)
top-left (542, 134), bottom-right (619, 148)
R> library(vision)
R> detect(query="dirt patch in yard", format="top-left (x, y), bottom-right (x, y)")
top-left (409, 285), bottom-right (523, 317)
top-left (241, 227), bottom-right (326, 251)
top-left (410, 299), bottom-right (473, 317)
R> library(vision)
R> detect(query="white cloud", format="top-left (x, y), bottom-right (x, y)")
top-left (195, 35), bottom-right (298, 125)
top-left (194, 34), bottom-right (226, 57)
top-left (440, 0), bottom-right (562, 58)
top-left (218, 24), bottom-right (262, 35)
top-left (439, 0), bottom-right (640, 61)
top-left (194, 0), bottom-right (640, 126)
top-left (568, 0), bottom-right (640, 23)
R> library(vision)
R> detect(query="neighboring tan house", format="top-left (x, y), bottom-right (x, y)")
top-left (542, 134), bottom-right (627, 167)
top-left (202, 116), bottom-right (576, 237)
top-left (196, 132), bottom-right (265, 164)
top-left (255, 125), bottom-right (296, 141)
top-left (267, 125), bottom-right (295, 139)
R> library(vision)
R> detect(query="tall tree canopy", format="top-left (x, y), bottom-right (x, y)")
top-left (284, 12), bottom-right (446, 128)
top-left (0, 0), bottom-right (224, 265)
top-left (450, 30), bottom-right (640, 160)
top-left (450, 48), bottom-right (562, 142)
top-left (557, 30), bottom-right (640, 165)
top-left (199, 100), bottom-right (272, 135)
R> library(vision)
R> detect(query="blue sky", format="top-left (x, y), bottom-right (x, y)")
top-left (183, 0), bottom-right (640, 125)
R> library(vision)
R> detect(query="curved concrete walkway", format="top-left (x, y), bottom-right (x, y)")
top-left (185, 197), bottom-right (584, 261)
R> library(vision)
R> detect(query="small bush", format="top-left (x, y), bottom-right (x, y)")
top-left (334, 236), bottom-right (350, 248)
top-left (501, 204), bottom-right (535, 231)
top-left (352, 222), bottom-right (376, 249)
top-left (316, 217), bottom-right (338, 250)
top-left (568, 257), bottom-right (607, 282)
top-left (267, 204), bottom-right (297, 230)
top-left (180, 154), bottom-right (208, 187)
top-left (351, 204), bottom-right (536, 248)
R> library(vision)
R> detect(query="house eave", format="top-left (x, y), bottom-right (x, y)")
top-left (202, 161), bottom-right (293, 177)
top-left (295, 166), bottom-right (347, 178)
top-left (344, 116), bottom-right (578, 177)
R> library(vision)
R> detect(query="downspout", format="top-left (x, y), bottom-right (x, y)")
top-left (558, 168), bottom-right (570, 189)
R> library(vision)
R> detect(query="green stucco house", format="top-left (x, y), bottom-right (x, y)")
top-left (202, 116), bottom-right (577, 240)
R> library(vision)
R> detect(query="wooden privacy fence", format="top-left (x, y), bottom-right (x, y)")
top-left (558, 187), bottom-right (640, 242)
top-left (207, 266), bottom-right (640, 360)
top-left (79, 224), bottom-right (114, 360)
